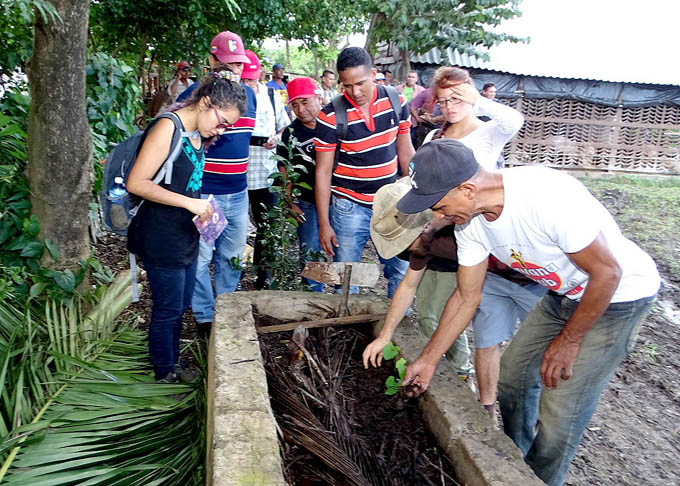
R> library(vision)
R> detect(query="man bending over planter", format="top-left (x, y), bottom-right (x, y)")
top-left (395, 139), bottom-right (660, 486)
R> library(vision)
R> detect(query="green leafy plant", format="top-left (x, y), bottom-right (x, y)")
top-left (382, 342), bottom-right (407, 395)
top-left (0, 87), bottom-right (114, 303)
top-left (86, 52), bottom-right (142, 193)
top-left (258, 135), bottom-right (323, 290)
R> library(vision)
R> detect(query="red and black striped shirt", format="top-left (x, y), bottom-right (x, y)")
top-left (314, 86), bottom-right (411, 207)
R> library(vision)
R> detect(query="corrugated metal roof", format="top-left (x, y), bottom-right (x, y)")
top-left (410, 47), bottom-right (491, 70)
top-left (410, 46), bottom-right (679, 86)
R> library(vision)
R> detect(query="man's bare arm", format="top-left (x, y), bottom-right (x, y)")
top-left (540, 232), bottom-right (622, 388)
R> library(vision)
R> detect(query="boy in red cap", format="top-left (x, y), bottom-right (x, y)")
top-left (277, 77), bottom-right (324, 291)
top-left (241, 49), bottom-right (290, 289)
top-left (176, 31), bottom-right (256, 335)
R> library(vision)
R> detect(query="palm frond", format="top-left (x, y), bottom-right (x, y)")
top-left (0, 273), bottom-right (205, 485)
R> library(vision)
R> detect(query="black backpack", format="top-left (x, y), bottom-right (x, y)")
top-left (330, 86), bottom-right (402, 168)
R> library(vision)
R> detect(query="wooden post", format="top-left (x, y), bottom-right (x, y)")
top-left (338, 264), bottom-right (352, 317)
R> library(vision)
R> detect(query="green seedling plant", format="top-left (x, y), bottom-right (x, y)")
top-left (382, 342), bottom-right (408, 395)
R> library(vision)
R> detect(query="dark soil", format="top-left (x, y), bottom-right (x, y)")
top-left (259, 325), bottom-right (459, 486)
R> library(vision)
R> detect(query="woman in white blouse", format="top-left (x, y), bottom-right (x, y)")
top-left (423, 66), bottom-right (524, 170)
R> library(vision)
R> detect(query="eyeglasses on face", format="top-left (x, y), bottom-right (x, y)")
top-left (213, 107), bottom-right (229, 133)
top-left (437, 96), bottom-right (464, 108)
top-left (181, 67), bottom-right (191, 72)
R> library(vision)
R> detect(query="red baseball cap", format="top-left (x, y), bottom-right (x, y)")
top-left (176, 61), bottom-right (190, 70)
top-left (240, 50), bottom-right (262, 80)
top-left (210, 31), bottom-right (250, 64)
top-left (286, 77), bottom-right (318, 103)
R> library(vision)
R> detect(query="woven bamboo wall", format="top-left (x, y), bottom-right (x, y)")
top-left (503, 97), bottom-right (680, 175)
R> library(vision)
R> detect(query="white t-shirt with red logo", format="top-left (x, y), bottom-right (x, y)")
top-left (455, 166), bottom-right (660, 302)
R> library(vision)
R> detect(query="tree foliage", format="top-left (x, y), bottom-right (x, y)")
top-left (0, 0), bottom-right (60, 72)
top-left (364, 0), bottom-right (525, 65)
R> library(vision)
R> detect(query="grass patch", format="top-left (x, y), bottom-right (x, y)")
top-left (580, 175), bottom-right (680, 294)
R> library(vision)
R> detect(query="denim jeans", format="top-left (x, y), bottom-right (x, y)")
top-left (416, 269), bottom-right (472, 375)
top-left (145, 260), bottom-right (197, 379)
top-left (330, 195), bottom-right (408, 298)
top-left (296, 199), bottom-right (323, 292)
top-left (192, 190), bottom-right (249, 323)
top-left (498, 291), bottom-right (657, 485)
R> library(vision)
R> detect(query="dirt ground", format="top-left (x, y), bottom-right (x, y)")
top-left (96, 176), bottom-right (680, 485)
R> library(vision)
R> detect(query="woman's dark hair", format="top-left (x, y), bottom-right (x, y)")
top-left (167, 72), bottom-right (246, 148)
top-left (336, 47), bottom-right (372, 73)
top-left (188, 73), bottom-right (246, 114)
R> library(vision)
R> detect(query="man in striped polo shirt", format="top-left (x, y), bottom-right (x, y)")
top-left (177, 31), bottom-right (256, 336)
top-left (314, 47), bottom-right (415, 297)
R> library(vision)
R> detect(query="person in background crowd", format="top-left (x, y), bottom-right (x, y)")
top-left (241, 50), bottom-right (290, 289)
top-left (277, 77), bottom-right (325, 291)
top-left (267, 63), bottom-right (288, 108)
top-left (314, 47), bottom-right (414, 298)
top-left (127, 75), bottom-right (245, 382)
top-left (397, 139), bottom-right (660, 486)
top-left (176, 30), bottom-right (256, 337)
top-left (167, 61), bottom-right (194, 103)
top-left (481, 82), bottom-right (497, 100)
top-left (384, 70), bottom-right (395, 86)
top-left (420, 65), bottom-right (539, 418)
top-left (375, 72), bottom-right (387, 86)
top-left (409, 85), bottom-right (444, 149)
top-left (319, 69), bottom-right (337, 105)
top-left (397, 70), bottom-right (425, 102)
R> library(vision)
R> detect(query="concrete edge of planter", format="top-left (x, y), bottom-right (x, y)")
top-left (208, 291), bottom-right (542, 486)
top-left (379, 318), bottom-right (544, 486)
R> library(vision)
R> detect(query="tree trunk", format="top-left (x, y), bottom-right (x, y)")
top-left (400, 47), bottom-right (411, 80)
top-left (285, 40), bottom-right (291, 71)
top-left (27, 0), bottom-right (92, 269)
top-left (364, 12), bottom-right (381, 55)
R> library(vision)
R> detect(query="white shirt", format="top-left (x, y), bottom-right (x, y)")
top-left (424, 96), bottom-right (524, 170)
top-left (455, 166), bottom-right (660, 302)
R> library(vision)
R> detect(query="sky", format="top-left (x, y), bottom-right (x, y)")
top-left (483, 0), bottom-right (680, 85)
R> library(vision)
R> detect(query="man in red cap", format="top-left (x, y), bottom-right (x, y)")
top-left (241, 49), bottom-right (290, 289)
top-left (277, 77), bottom-right (325, 291)
top-left (167, 60), bottom-right (194, 103)
top-left (176, 31), bottom-right (256, 336)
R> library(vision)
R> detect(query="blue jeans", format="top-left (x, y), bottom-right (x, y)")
top-left (145, 260), bottom-right (197, 379)
top-left (498, 291), bottom-right (656, 485)
top-left (330, 195), bottom-right (408, 298)
top-left (192, 190), bottom-right (249, 323)
top-left (296, 199), bottom-right (323, 292)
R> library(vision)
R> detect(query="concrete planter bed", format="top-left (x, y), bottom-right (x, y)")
top-left (206, 291), bottom-right (542, 486)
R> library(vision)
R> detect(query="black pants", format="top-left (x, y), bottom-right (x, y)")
top-left (249, 188), bottom-right (277, 289)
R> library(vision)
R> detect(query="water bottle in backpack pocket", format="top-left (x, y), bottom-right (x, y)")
top-left (100, 112), bottom-right (186, 236)
top-left (107, 176), bottom-right (130, 231)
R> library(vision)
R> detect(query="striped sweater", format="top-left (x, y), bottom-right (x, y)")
top-left (314, 86), bottom-right (411, 206)
top-left (177, 83), bottom-right (256, 195)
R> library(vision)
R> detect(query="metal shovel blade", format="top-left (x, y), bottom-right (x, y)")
top-left (301, 262), bottom-right (383, 287)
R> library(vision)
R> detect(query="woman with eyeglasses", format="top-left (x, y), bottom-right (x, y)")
top-left (423, 66), bottom-right (524, 169)
top-left (126, 73), bottom-right (246, 383)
